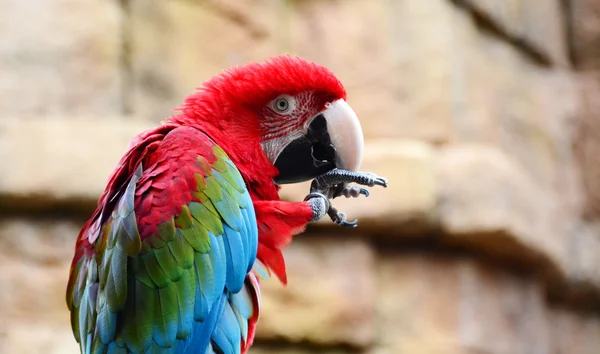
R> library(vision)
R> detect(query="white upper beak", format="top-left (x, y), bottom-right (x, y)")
top-left (321, 99), bottom-right (364, 172)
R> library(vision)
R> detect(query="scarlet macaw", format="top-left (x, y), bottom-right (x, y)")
top-left (66, 55), bottom-right (387, 354)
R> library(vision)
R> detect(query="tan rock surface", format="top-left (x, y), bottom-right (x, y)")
top-left (130, 0), bottom-right (283, 122)
top-left (458, 19), bottom-right (577, 191)
top-left (376, 253), bottom-right (550, 354)
top-left (457, 260), bottom-right (550, 354)
top-left (0, 321), bottom-right (78, 354)
top-left (387, 0), bottom-right (467, 144)
top-left (571, 0), bottom-right (600, 69)
top-left (520, 0), bottom-right (567, 66)
top-left (375, 254), bottom-right (463, 354)
top-left (435, 144), bottom-right (577, 272)
top-left (0, 0), bottom-right (122, 117)
top-left (462, 0), bottom-right (522, 37)
top-left (436, 144), bottom-right (556, 251)
top-left (0, 220), bottom-right (78, 320)
top-left (0, 220), bottom-right (81, 354)
top-left (549, 309), bottom-right (600, 354)
top-left (575, 71), bottom-right (600, 220)
top-left (459, 0), bottom-right (567, 65)
top-left (0, 118), bottom-right (153, 207)
top-left (256, 237), bottom-right (376, 348)
top-left (448, 9), bottom-right (502, 145)
top-left (435, 143), bottom-right (600, 308)
top-left (561, 221), bottom-right (600, 291)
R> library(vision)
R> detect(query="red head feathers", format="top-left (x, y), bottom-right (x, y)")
top-left (167, 55), bottom-right (354, 200)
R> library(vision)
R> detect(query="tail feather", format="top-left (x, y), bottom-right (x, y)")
top-left (209, 273), bottom-right (261, 354)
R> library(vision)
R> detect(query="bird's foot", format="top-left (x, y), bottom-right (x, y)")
top-left (305, 169), bottom-right (388, 228)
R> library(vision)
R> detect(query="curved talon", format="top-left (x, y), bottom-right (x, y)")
top-left (334, 211), bottom-right (346, 224)
top-left (375, 177), bottom-right (389, 188)
top-left (327, 207), bottom-right (358, 228)
top-left (340, 217), bottom-right (358, 228)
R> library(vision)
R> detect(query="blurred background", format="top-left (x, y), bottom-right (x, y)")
top-left (1, 0), bottom-right (600, 353)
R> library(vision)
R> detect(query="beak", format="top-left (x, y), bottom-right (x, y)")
top-left (273, 99), bottom-right (364, 184)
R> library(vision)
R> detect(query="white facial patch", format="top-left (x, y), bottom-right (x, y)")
top-left (260, 130), bottom-right (304, 164)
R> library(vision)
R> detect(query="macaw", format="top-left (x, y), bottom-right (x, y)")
top-left (66, 55), bottom-right (387, 354)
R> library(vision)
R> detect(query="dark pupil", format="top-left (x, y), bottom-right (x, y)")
top-left (278, 100), bottom-right (287, 110)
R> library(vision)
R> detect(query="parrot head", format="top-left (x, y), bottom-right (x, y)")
top-left (175, 55), bottom-right (364, 186)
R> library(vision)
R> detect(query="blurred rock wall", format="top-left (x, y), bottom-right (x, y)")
top-left (1, 0), bottom-right (599, 353)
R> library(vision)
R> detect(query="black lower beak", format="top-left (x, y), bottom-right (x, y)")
top-left (273, 114), bottom-right (337, 184)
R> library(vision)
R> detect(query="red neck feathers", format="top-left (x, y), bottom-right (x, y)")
top-left (166, 99), bottom-right (278, 201)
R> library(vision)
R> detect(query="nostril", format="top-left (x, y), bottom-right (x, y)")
top-left (307, 114), bottom-right (336, 168)
top-left (311, 143), bottom-right (335, 167)
top-left (307, 115), bottom-right (329, 143)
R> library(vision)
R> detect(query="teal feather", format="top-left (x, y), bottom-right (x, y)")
top-left (115, 165), bottom-right (143, 256)
top-left (154, 245), bottom-right (183, 282)
top-left (251, 259), bottom-right (271, 281)
top-left (193, 233), bottom-right (227, 321)
top-left (78, 286), bottom-right (91, 351)
top-left (147, 234), bottom-right (166, 249)
top-left (153, 282), bottom-right (178, 347)
top-left (212, 301), bottom-right (241, 354)
top-left (96, 295), bottom-right (116, 343)
top-left (230, 301), bottom-right (248, 343)
top-left (222, 225), bottom-right (245, 293)
top-left (188, 201), bottom-right (223, 237)
top-left (178, 220), bottom-right (210, 254)
top-left (212, 173), bottom-right (244, 232)
top-left (167, 233), bottom-right (194, 269)
top-left (167, 232), bottom-right (194, 269)
top-left (240, 207), bottom-right (256, 272)
top-left (229, 287), bottom-right (252, 320)
top-left (69, 257), bottom-right (86, 307)
top-left (218, 151), bottom-right (247, 192)
top-left (211, 325), bottom-right (232, 354)
top-left (174, 275), bottom-right (195, 340)
top-left (131, 256), bottom-right (154, 289)
top-left (106, 342), bottom-right (127, 354)
top-left (123, 278), bottom-right (154, 351)
top-left (107, 246), bottom-right (127, 311)
top-left (233, 307), bottom-right (248, 344)
top-left (84, 333), bottom-right (92, 354)
top-left (142, 251), bottom-right (170, 288)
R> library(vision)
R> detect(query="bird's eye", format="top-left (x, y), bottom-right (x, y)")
top-left (276, 99), bottom-right (289, 111)
top-left (271, 95), bottom-right (295, 114)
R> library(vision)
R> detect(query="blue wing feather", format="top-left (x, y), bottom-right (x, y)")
top-left (222, 225), bottom-right (246, 293)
